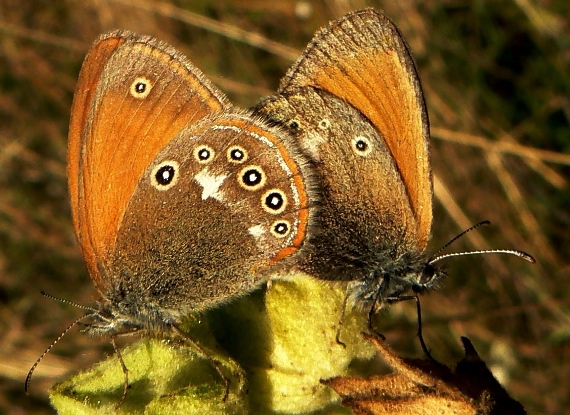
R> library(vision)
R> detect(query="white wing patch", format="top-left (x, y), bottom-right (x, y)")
top-left (194, 169), bottom-right (227, 201)
top-left (300, 131), bottom-right (327, 161)
top-left (248, 224), bottom-right (265, 238)
top-left (248, 224), bottom-right (270, 250)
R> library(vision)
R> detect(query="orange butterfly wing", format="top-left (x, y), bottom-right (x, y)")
top-left (67, 31), bottom-right (229, 290)
top-left (279, 9), bottom-right (432, 249)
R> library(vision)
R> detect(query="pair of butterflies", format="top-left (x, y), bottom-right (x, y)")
top-left (29, 8), bottom-right (533, 399)
top-left (65, 8), bottom-right (438, 340)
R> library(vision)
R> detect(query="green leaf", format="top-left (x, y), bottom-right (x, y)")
top-left (49, 273), bottom-right (376, 414)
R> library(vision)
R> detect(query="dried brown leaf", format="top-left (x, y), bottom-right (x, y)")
top-left (322, 334), bottom-right (526, 415)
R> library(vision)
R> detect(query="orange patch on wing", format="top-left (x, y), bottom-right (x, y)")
top-left (313, 51), bottom-right (431, 249)
top-left (68, 32), bottom-right (227, 289)
top-left (67, 35), bottom-right (126, 285)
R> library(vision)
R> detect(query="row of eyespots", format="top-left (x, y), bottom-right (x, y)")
top-left (192, 144), bottom-right (251, 165)
top-left (288, 114), bottom-right (373, 158)
top-left (150, 157), bottom-right (289, 217)
top-left (150, 159), bottom-right (292, 238)
top-left (192, 144), bottom-right (288, 215)
top-left (316, 115), bottom-right (373, 157)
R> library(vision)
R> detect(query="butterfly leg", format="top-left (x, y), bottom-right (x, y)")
top-left (334, 288), bottom-right (351, 348)
top-left (366, 289), bottom-right (386, 341)
top-left (386, 294), bottom-right (435, 361)
top-left (411, 294), bottom-right (434, 361)
top-left (171, 324), bottom-right (230, 401)
top-left (111, 337), bottom-right (129, 408)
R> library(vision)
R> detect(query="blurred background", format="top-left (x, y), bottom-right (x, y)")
top-left (0, 0), bottom-right (568, 413)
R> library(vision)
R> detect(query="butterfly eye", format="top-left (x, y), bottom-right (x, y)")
top-left (193, 145), bottom-right (215, 164)
top-left (238, 165), bottom-right (266, 191)
top-left (151, 160), bottom-right (180, 190)
top-left (262, 189), bottom-right (287, 214)
top-left (352, 136), bottom-right (373, 157)
top-left (270, 220), bottom-right (291, 238)
top-left (130, 77), bottom-right (152, 99)
top-left (227, 145), bottom-right (248, 163)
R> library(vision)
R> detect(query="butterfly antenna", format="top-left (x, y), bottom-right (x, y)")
top-left (430, 248), bottom-right (535, 265)
top-left (40, 291), bottom-right (95, 312)
top-left (427, 220), bottom-right (535, 265)
top-left (25, 316), bottom-right (85, 395)
top-left (429, 220), bottom-right (491, 261)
